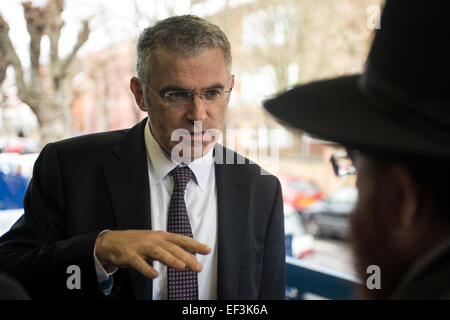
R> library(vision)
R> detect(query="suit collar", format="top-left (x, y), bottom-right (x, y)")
top-left (103, 118), bottom-right (152, 299)
top-left (214, 145), bottom-right (251, 299)
top-left (104, 118), bottom-right (151, 230)
top-left (144, 120), bottom-right (176, 186)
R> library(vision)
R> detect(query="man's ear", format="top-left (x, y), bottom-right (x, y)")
top-left (389, 164), bottom-right (419, 229)
top-left (130, 77), bottom-right (146, 111)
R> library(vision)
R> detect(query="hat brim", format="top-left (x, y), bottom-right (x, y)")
top-left (263, 75), bottom-right (450, 158)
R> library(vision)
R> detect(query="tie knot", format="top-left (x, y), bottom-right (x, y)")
top-left (169, 166), bottom-right (193, 192)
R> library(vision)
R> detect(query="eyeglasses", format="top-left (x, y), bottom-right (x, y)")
top-left (140, 78), bottom-right (232, 107)
top-left (330, 148), bottom-right (359, 177)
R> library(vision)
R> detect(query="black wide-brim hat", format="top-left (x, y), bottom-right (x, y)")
top-left (264, 0), bottom-right (450, 159)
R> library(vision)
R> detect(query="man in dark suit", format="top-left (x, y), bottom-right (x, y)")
top-left (0, 15), bottom-right (285, 300)
top-left (0, 273), bottom-right (30, 300)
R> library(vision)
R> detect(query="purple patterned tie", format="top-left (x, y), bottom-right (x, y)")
top-left (167, 166), bottom-right (198, 300)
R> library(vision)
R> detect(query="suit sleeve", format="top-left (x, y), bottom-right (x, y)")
top-left (258, 177), bottom-right (286, 299)
top-left (0, 143), bottom-right (102, 299)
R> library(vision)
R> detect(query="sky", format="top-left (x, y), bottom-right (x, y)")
top-left (0, 0), bottom-right (256, 66)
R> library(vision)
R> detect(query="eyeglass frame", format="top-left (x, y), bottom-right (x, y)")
top-left (139, 78), bottom-right (233, 106)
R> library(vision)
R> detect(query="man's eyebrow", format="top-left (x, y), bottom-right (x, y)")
top-left (204, 83), bottom-right (225, 90)
top-left (160, 85), bottom-right (189, 92)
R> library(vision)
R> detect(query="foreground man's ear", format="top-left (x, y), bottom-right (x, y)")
top-left (389, 164), bottom-right (419, 230)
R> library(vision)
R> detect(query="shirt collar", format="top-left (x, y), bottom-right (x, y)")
top-left (144, 120), bottom-right (214, 191)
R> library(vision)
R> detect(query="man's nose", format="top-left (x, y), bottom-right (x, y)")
top-left (187, 95), bottom-right (208, 122)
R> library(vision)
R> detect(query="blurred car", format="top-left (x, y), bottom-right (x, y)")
top-left (303, 186), bottom-right (358, 240)
top-left (0, 137), bottom-right (40, 155)
top-left (278, 174), bottom-right (323, 213)
top-left (284, 204), bottom-right (314, 259)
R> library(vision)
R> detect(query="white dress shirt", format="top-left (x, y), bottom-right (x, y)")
top-left (144, 121), bottom-right (218, 300)
top-left (94, 121), bottom-right (218, 300)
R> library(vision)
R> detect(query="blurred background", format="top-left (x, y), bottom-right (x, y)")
top-left (0, 0), bottom-right (383, 280)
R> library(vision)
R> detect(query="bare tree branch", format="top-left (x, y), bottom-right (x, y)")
top-left (0, 0), bottom-right (90, 144)
top-left (57, 19), bottom-right (90, 80)
top-left (23, 1), bottom-right (46, 96)
top-left (0, 14), bottom-right (31, 108)
top-left (132, 0), bottom-right (156, 27)
top-left (44, 0), bottom-right (65, 86)
top-left (0, 51), bottom-right (7, 84)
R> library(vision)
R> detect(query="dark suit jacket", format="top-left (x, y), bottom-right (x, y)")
top-left (0, 273), bottom-right (30, 300)
top-left (0, 118), bottom-right (285, 300)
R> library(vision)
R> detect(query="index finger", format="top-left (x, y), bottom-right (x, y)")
top-left (165, 233), bottom-right (212, 255)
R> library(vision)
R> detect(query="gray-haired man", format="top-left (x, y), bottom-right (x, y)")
top-left (0, 15), bottom-right (285, 300)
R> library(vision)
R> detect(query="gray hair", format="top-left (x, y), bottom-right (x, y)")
top-left (136, 15), bottom-right (232, 83)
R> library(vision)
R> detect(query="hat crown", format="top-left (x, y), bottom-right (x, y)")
top-left (367, 0), bottom-right (450, 99)
top-left (263, 0), bottom-right (450, 159)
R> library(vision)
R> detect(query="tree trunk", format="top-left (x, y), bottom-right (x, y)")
top-left (34, 101), bottom-right (67, 145)
top-left (0, 0), bottom-right (89, 147)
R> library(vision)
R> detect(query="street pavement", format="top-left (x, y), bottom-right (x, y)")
top-left (301, 237), bottom-right (357, 277)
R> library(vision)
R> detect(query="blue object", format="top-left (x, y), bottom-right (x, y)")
top-left (285, 233), bottom-right (293, 257)
top-left (286, 256), bottom-right (362, 300)
top-left (0, 171), bottom-right (29, 210)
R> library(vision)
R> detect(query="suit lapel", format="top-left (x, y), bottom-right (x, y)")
top-left (102, 118), bottom-right (153, 300)
top-left (214, 145), bottom-right (249, 299)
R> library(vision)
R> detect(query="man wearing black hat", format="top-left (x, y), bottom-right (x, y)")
top-left (265, 0), bottom-right (450, 299)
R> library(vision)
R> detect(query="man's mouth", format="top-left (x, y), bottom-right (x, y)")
top-left (190, 131), bottom-right (205, 141)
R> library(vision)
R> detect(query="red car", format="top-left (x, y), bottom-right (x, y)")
top-left (277, 174), bottom-right (323, 213)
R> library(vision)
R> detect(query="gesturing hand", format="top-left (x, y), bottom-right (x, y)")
top-left (94, 230), bottom-right (211, 278)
